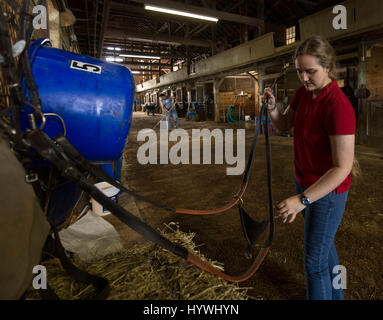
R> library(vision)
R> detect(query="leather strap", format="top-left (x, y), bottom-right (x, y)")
top-left (187, 248), bottom-right (270, 283)
top-left (25, 129), bottom-right (271, 282)
top-left (54, 101), bottom-right (265, 216)
top-left (39, 228), bottom-right (110, 300)
top-left (54, 134), bottom-right (176, 213)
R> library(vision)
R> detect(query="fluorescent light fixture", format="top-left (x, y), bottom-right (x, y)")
top-left (105, 57), bottom-right (124, 62)
top-left (145, 5), bottom-right (218, 22)
top-left (106, 47), bottom-right (122, 51)
top-left (132, 71), bottom-right (141, 74)
top-left (119, 54), bottom-right (160, 59)
top-left (127, 37), bottom-right (181, 46)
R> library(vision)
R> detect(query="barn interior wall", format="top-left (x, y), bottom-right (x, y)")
top-left (367, 46), bottom-right (383, 100)
top-left (364, 45), bottom-right (383, 149)
top-left (215, 77), bottom-right (256, 122)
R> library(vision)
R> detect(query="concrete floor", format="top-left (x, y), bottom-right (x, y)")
top-left (104, 111), bottom-right (383, 300)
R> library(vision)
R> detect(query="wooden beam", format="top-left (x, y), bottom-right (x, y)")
top-left (296, 0), bottom-right (316, 6)
top-left (189, 0), bottom-right (245, 38)
top-left (101, 39), bottom-right (210, 55)
top-left (93, 0), bottom-right (99, 57)
top-left (103, 49), bottom-right (188, 59)
top-left (123, 61), bottom-right (171, 67)
top-left (104, 28), bottom-right (215, 48)
top-left (260, 72), bottom-right (284, 81)
top-left (97, 0), bottom-right (110, 58)
top-left (130, 69), bottom-right (160, 74)
top-left (174, 23), bottom-right (186, 34)
top-left (190, 0), bottom-right (245, 41)
top-left (257, 0), bottom-right (265, 35)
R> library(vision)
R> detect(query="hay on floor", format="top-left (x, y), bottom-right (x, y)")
top-left (25, 222), bottom-right (252, 300)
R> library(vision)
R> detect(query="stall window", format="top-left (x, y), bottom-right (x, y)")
top-left (286, 26), bottom-right (296, 45)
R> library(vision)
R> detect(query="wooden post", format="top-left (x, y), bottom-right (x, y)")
top-left (47, 0), bottom-right (60, 48)
top-left (186, 46), bottom-right (191, 75)
top-left (214, 78), bottom-right (225, 122)
top-left (257, 0), bottom-right (265, 36)
top-left (239, 1), bottom-right (248, 44)
top-left (357, 41), bottom-right (368, 145)
top-left (257, 66), bottom-right (265, 117)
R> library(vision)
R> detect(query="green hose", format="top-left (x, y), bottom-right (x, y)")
top-left (227, 105), bottom-right (245, 123)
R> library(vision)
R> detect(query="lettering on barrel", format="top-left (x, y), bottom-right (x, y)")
top-left (70, 60), bottom-right (102, 74)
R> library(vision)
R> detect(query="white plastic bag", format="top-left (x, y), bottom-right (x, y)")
top-left (59, 210), bottom-right (123, 262)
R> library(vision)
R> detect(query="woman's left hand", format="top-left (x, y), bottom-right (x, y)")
top-left (276, 195), bottom-right (306, 223)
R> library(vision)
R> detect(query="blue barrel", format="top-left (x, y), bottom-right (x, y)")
top-left (21, 39), bottom-right (134, 162)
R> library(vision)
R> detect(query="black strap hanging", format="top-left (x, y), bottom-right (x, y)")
top-left (239, 203), bottom-right (269, 258)
top-left (39, 226), bottom-right (110, 300)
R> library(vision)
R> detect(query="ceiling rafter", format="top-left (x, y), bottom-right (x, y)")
top-left (67, 0), bottom-right (348, 80)
top-left (103, 27), bottom-right (216, 48)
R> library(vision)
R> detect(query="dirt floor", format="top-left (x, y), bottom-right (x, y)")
top-left (104, 111), bottom-right (383, 300)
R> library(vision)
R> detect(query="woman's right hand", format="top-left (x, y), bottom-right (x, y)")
top-left (263, 87), bottom-right (276, 110)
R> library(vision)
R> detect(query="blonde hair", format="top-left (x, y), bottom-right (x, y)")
top-left (351, 157), bottom-right (362, 178)
top-left (295, 35), bottom-right (337, 79)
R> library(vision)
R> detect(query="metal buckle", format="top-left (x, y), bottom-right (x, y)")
top-left (239, 197), bottom-right (244, 207)
top-left (25, 172), bottom-right (38, 183)
top-left (7, 82), bottom-right (21, 88)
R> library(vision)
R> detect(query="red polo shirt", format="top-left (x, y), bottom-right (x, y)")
top-left (290, 79), bottom-right (356, 193)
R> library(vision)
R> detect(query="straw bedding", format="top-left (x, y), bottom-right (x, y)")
top-left (25, 223), bottom-right (251, 300)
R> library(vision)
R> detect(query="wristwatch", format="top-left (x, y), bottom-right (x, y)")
top-left (300, 193), bottom-right (311, 206)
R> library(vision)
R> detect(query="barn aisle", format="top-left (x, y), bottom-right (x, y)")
top-left (103, 112), bottom-right (383, 300)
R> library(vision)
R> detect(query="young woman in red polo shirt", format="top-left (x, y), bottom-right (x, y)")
top-left (265, 35), bottom-right (356, 300)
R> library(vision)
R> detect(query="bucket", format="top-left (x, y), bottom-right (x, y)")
top-left (20, 38), bottom-right (134, 162)
top-left (91, 182), bottom-right (120, 216)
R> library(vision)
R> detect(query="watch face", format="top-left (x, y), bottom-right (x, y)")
top-left (301, 194), bottom-right (310, 206)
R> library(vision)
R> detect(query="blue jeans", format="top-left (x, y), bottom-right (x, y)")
top-left (294, 177), bottom-right (348, 300)
top-left (165, 109), bottom-right (178, 129)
